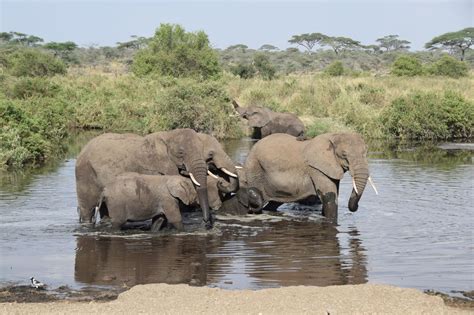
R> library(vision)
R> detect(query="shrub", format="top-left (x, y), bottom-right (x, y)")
top-left (132, 24), bottom-right (221, 79)
top-left (9, 77), bottom-right (60, 99)
top-left (391, 55), bottom-right (423, 76)
top-left (253, 53), bottom-right (276, 80)
top-left (324, 61), bottom-right (344, 76)
top-left (230, 62), bottom-right (256, 79)
top-left (4, 48), bottom-right (66, 77)
top-left (381, 91), bottom-right (473, 139)
top-left (428, 55), bottom-right (468, 78)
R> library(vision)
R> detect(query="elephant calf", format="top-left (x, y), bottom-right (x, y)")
top-left (96, 173), bottom-right (222, 231)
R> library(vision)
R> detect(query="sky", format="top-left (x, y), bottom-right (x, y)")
top-left (1, 0), bottom-right (472, 50)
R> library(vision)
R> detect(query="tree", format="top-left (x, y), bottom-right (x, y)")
top-left (117, 35), bottom-right (149, 50)
top-left (322, 36), bottom-right (361, 54)
top-left (425, 28), bottom-right (474, 61)
top-left (288, 33), bottom-right (328, 52)
top-left (132, 24), bottom-right (221, 79)
top-left (226, 44), bottom-right (248, 52)
top-left (376, 35), bottom-right (411, 52)
top-left (253, 53), bottom-right (276, 80)
top-left (0, 32), bottom-right (13, 43)
top-left (44, 41), bottom-right (78, 61)
top-left (259, 44), bottom-right (279, 51)
top-left (391, 55), bottom-right (422, 76)
top-left (363, 44), bottom-right (381, 54)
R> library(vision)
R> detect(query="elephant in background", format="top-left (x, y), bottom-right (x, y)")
top-left (232, 100), bottom-right (305, 139)
top-left (96, 173), bottom-right (223, 231)
top-left (75, 129), bottom-right (239, 228)
top-left (242, 133), bottom-right (377, 222)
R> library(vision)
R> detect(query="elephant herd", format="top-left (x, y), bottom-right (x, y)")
top-left (75, 101), bottom-right (377, 231)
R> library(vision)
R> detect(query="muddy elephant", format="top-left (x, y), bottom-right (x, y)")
top-left (242, 133), bottom-right (377, 222)
top-left (75, 129), bottom-right (238, 228)
top-left (97, 173), bottom-right (223, 231)
top-left (232, 100), bottom-right (305, 139)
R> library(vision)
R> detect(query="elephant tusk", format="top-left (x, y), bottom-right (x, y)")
top-left (352, 177), bottom-right (359, 195)
top-left (221, 168), bottom-right (238, 178)
top-left (235, 165), bottom-right (243, 169)
top-left (207, 170), bottom-right (219, 179)
top-left (189, 173), bottom-right (201, 187)
top-left (368, 176), bottom-right (379, 195)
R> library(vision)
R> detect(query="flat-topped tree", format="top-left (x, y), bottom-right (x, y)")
top-left (259, 44), bottom-right (279, 51)
top-left (376, 35), bottom-right (410, 52)
top-left (288, 33), bottom-right (328, 52)
top-left (425, 27), bottom-right (474, 61)
top-left (322, 36), bottom-right (361, 55)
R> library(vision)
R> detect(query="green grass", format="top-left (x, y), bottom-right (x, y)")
top-left (1, 70), bottom-right (473, 169)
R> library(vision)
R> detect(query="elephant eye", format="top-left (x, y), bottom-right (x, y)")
top-left (208, 150), bottom-right (214, 159)
top-left (176, 147), bottom-right (185, 158)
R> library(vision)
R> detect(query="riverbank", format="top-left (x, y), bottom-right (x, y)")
top-left (0, 283), bottom-right (471, 314)
top-left (1, 72), bottom-right (472, 169)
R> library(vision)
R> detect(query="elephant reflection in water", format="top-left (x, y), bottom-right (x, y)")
top-left (74, 235), bottom-right (219, 287)
top-left (237, 220), bottom-right (368, 287)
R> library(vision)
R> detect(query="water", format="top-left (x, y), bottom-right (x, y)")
top-left (0, 135), bottom-right (473, 295)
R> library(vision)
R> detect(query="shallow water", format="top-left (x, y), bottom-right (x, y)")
top-left (0, 135), bottom-right (472, 295)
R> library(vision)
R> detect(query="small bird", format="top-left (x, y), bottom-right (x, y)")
top-left (30, 277), bottom-right (45, 289)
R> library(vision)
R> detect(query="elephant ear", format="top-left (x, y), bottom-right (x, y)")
top-left (167, 179), bottom-right (193, 205)
top-left (303, 134), bottom-right (344, 180)
top-left (247, 109), bottom-right (270, 128)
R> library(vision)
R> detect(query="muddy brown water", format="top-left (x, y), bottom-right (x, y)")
top-left (0, 134), bottom-right (473, 298)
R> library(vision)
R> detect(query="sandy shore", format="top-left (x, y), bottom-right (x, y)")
top-left (1, 283), bottom-right (471, 314)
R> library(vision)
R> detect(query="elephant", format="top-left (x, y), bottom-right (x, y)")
top-left (232, 100), bottom-right (305, 139)
top-left (75, 129), bottom-right (239, 228)
top-left (96, 173), bottom-right (223, 231)
top-left (241, 133), bottom-right (378, 222)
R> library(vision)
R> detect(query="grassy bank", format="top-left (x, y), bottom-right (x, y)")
top-left (1, 70), bottom-right (473, 169)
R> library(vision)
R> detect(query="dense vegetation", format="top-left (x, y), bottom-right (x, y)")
top-left (0, 26), bottom-right (473, 169)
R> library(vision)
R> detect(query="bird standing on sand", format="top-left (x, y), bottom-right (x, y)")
top-left (30, 277), bottom-right (45, 289)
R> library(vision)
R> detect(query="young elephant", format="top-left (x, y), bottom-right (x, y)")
top-left (96, 173), bottom-right (222, 231)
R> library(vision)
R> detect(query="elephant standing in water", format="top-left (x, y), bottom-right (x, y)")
top-left (97, 173), bottom-right (223, 231)
top-left (75, 129), bottom-right (239, 228)
top-left (232, 100), bottom-right (305, 139)
top-left (242, 133), bottom-right (377, 222)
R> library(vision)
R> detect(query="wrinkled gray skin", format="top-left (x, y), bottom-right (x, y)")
top-left (75, 129), bottom-right (238, 228)
top-left (233, 100), bottom-right (305, 139)
top-left (97, 173), bottom-right (222, 231)
top-left (243, 133), bottom-right (371, 222)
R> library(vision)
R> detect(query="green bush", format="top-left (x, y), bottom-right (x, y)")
top-left (391, 55), bottom-right (423, 76)
top-left (132, 24), bottom-right (221, 79)
top-left (3, 48), bottom-right (66, 77)
top-left (382, 91), bottom-right (473, 139)
top-left (428, 55), bottom-right (468, 78)
top-left (230, 63), bottom-right (256, 79)
top-left (324, 61), bottom-right (344, 76)
top-left (8, 77), bottom-right (60, 99)
top-left (253, 53), bottom-right (276, 80)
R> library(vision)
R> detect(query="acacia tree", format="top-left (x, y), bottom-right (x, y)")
top-left (322, 36), bottom-right (361, 54)
top-left (226, 44), bottom-right (248, 52)
top-left (288, 33), bottom-right (328, 52)
top-left (44, 41), bottom-right (78, 60)
top-left (117, 35), bottom-right (149, 50)
top-left (376, 35), bottom-right (410, 52)
top-left (425, 27), bottom-right (474, 61)
top-left (259, 44), bottom-right (279, 51)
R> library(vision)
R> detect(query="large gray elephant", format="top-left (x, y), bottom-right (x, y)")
top-left (75, 129), bottom-right (238, 228)
top-left (97, 173), bottom-right (222, 231)
top-left (232, 100), bottom-right (305, 139)
top-left (242, 133), bottom-right (377, 222)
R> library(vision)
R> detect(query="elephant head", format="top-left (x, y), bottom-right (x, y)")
top-left (167, 176), bottom-right (223, 212)
top-left (232, 100), bottom-right (271, 129)
top-left (304, 133), bottom-right (375, 213)
top-left (158, 129), bottom-right (238, 227)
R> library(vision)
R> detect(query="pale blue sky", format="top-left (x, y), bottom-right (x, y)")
top-left (1, 0), bottom-right (472, 50)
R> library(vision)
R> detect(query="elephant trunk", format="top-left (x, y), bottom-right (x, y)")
top-left (188, 159), bottom-right (212, 228)
top-left (348, 163), bottom-right (369, 212)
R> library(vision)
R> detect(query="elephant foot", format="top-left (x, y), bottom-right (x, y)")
top-left (151, 215), bottom-right (167, 232)
top-left (202, 214), bottom-right (214, 230)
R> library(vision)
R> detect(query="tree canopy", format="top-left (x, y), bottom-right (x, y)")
top-left (425, 27), bottom-right (474, 61)
top-left (288, 33), bottom-right (328, 52)
top-left (322, 36), bottom-right (361, 54)
top-left (376, 35), bottom-right (410, 52)
top-left (259, 44), bottom-right (279, 51)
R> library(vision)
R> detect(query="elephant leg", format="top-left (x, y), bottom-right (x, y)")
top-left (308, 169), bottom-right (339, 223)
top-left (151, 214), bottom-right (167, 232)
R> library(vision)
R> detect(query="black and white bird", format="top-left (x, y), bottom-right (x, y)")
top-left (30, 277), bottom-right (45, 289)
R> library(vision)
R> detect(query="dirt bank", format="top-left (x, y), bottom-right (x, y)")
top-left (0, 283), bottom-right (471, 314)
